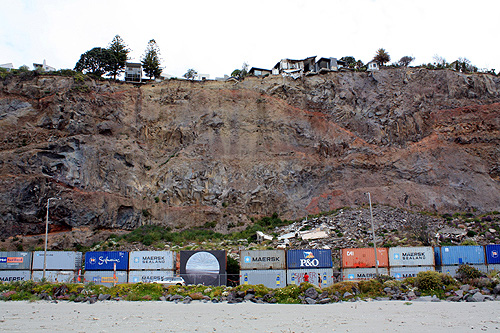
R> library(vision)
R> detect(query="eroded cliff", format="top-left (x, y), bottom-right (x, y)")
top-left (1, 68), bottom-right (499, 237)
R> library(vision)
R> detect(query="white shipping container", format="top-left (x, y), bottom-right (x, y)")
top-left (128, 251), bottom-right (175, 270)
top-left (287, 268), bottom-right (335, 287)
top-left (440, 265), bottom-right (488, 277)
top-left (32, 251), bottom-right (82, 270)
top-left (389, 266), bottom-right (435, 280)
top-left (128, 270), bottom-right (174, 283)
top-left (240, 250), bottom-right (286, 270)
top-left (389, 247), bottom-right (434, 267)
top-left (0, 270), bottom-right (31, 282)
top-left (31, 270), bottom-right (77, 283)
top-left (240, 270), bottom-right (286, 289)
top-left (84, 271), bottom-right (128, 287)
top-left (342, 268), bottom-right (389, 281)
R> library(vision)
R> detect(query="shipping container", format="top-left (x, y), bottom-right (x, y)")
top-left (388, 247), bottom-right (434, 267)
top-left (240, 250), bottom-right (286, 270)
top-left (485, 245), bottom-right (500, 264)
top-left (128, 270), bottom-right (175, 283)
top-left (84, 251), bottom-right (129, 271)
top-left (342, 268), bottom-right (389, 281)
top-left (180, 250), bottom-right (227, 286)
top-left (389, 266), bottom-right (434, 280)
top-left (31, 270), bottom-right (77, 283)
top-left (341, 248), bottom-right (389, 268)
top-left (440, 246), bottom-right (485, 265)
top-left (287, 268), bottom-right (335, 287)
top-left (0, 270), bottom-right (31, 282)
top-left (240, 270), bottom-right (286, 288)
top-left (0, 252), bottom-right (32, 270)
top-left (487, 264), bottom-right (500, 273)
top-left (32, 251), bottom-right (82, 270)
top-left (440, 264), bottom-right (488, 277)
top-left (128, 251), bottom-right (175, 270)
top-left (287, 249), bottom-right (333, 269)
top-left (84, 271), bottom-right (128, 287)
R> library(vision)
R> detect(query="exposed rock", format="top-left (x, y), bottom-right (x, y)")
top-left (305, 297), bottom-right (317, 304)
top-left (304, 287), bottom-right (319, 300)
top-left (98, 294), bottom-right (111, 301)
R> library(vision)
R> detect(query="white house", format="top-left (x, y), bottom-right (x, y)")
top-left (33, 60), bottom-right (56, 72)
top-left (125, 62), bottom-right (142, 82)
top-left (0, 63), bottom-right (14, 71)
top-left (367, 61), bottom-right (379, 71)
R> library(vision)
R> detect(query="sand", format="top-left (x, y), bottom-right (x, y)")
top-left (1, 300), bottom-right (499, 332)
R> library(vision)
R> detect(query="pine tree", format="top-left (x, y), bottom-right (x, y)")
top-left (107, 35), bottom-right (130, 80)
top-left (141, 39), bottom-right (162, 79)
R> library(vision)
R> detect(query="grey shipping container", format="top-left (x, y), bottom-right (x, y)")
top-left (240, 250), bottom-right (286, 270)
top-left (129, 251), bottom-right (175, 270)
top-left (32, 251), bottom-right (82, 270)
top-left (389, 247), bottom-right (434, 267)
top-left (0, 270), bottom-right (31, 282)
top-left (488, 264), bottom-right (500, 273)
top-left (342, 268), bottom-right (389, 281)
top-left (31, 270), bottom-right (77, 283)
top-left (287, 268), bottom-right (335, 287)
top-left (128, 270), bottom-right (174, 283)
top-left (240, 270), bottom-right (286, 288)
top-left (0, 252), bottom-right (32, 270)
top-left (84, 271), bottom-right (128, 287)
top-left (440, 265), bottom-right (488, 277)
top-left (389, 266), bottom-right (434, 280)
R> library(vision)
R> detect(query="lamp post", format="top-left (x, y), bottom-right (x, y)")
top-left (367, 192), bottom-right (379, 276)
top-left (43, 197), bottom-right (59, 280)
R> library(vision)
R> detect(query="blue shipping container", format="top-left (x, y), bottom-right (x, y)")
top-left (287, 249), bottom-right (333, 269)
top-left (485, 245), bottom-right (500, 264)
top-left (440, 246), bottom-right (485, 265)
top-left (85, 251), bottom-right (129, 271)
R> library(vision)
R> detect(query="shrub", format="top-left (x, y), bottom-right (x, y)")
top-left (456, 264), bottom-right (482, 282)
top-left (415, 271), bottom-right (443, 291)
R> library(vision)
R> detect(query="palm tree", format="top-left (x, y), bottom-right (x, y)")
top-left (373, 48), bottom-right (390, 66)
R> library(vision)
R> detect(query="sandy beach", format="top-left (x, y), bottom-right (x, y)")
top-left (1, 300), bottom-right (499, 332)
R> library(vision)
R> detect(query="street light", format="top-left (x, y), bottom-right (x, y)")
top-left (43, 197), bottom-right (59, 280)
top-left (367, 192), bottom-right (379, 276)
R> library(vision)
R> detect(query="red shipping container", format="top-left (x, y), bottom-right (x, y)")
top-left (341, 248), bottom-right (389, 268)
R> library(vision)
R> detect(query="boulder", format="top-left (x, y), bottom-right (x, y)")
top-left (305, 297), bottom-right (317, 304)
top-left (98, 294), bottom-right (111, 301)
top-left (182, 296), bottom-right (192, 304)
top-left (492, 284), bottom-right (500, 295)
top-left (317, 298), bottom-right (331, 304)
top-left (469, 292), bottom-right (485, 302)
top-left (343, 292), bottom-right (353, 298)
top-left (305, 287), bottom-right (319, 300)
top-left (159, 296), bottom-right (167, 302)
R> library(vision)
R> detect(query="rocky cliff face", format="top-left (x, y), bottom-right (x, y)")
top-left (1, 69), bottom-right (499, 237)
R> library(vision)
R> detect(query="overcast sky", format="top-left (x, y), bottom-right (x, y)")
top-left (1, 0), bottom-right (499, 78)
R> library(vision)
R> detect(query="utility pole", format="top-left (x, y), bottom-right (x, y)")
top-left (43, 197), bottom-right (59, 280)
top-left (367, 192), bottom-right (379, 276)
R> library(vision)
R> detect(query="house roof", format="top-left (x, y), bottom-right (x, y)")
top-left (249, 67), bottom-right (271, 74)
top-left (126, 62), bottom-right (142, 68)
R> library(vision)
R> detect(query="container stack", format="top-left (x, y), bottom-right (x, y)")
top-left (388, 247), bottom-right (434, 280)
top-left (0, 252), bottom-right (32, 282)
top-left (436, 246), bottom-right (488, 276)
top-left (239, 250), bottom-right (286, 289)
top-left (341, 248), bottom-right (389, 280)
top-left (31, 251), bottom-right (82, 282)
top-left (287, 249), bottom-right (335, 287)
top-left (83, 251), bottom-right (128, 286)
top-left (128, 251), bottom-right (175, 283)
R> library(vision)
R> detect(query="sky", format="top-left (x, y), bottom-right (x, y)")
top-left (1, 0), bottom-right (499, 79)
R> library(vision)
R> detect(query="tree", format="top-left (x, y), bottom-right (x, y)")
top-left (107, 35), bottom-right (130, 80)
top-left (183, 68), bottom-right (197, 80)
top-left (230, 62), bottom-right (248, 79)
top-left (433, 54), bottom-right (447, 68)
top-left (340, 56), bottom-right (356, 68)
top-left (74, 47), bottom-right (113, 77)
top-left (141, 39), bottom-right (162, 79)
top-left (398, 56), bottom-right (415, 67)
top-left (373, 48), bottom-right (390, 66)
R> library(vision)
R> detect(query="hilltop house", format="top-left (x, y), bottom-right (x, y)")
top-left (0, 63), bottom-right (14, 71)
top-left (272, 56), bottom-right (316, 79)
top-left (125, 62), bottom-right (142, 82)
top-left (33, 60), bottom-right (56, 72)
top-left (315, 57), bottom-right (339, 73)
top-left (366, 61), bottom-right (379, 71)
top-left (248, 67), bottom-right (272, 77)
